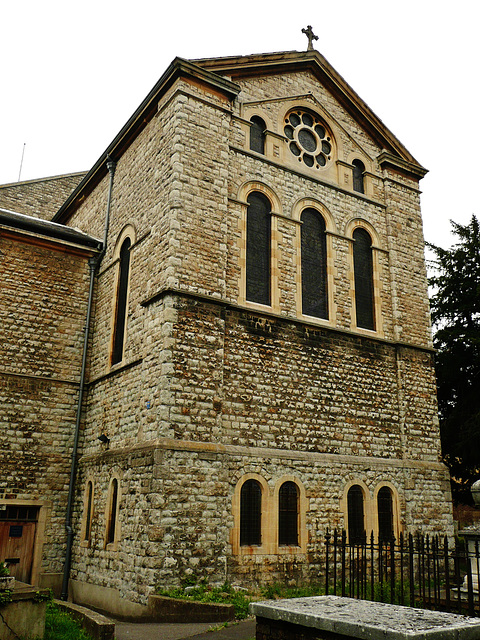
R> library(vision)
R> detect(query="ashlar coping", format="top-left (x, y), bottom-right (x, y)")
top-left (250, 596), bottom-right (480, 640)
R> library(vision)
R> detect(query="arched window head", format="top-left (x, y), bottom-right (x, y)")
top-left (111, 238), bottom-right (132, 365)
top-left (352, 160), bottom-right (365, 194)
top-left (353, 228), bottom-right (375, 330)
top-left (246, 192), bottom-right (271, 305)
top-left (301, 209), bottom-right (328, 319)
top-left (249, 116), bottom-right (266, 155)
top-left (377, 486), bottom-right (394, 542)
top-left (240, 479), bottom-right (262, 546)
top-left (278, 481), bottom-right (299, 546)
top-left (106, 478), bottom-right (119, 545)
top-left (347, 485), bottom-right (365, 544)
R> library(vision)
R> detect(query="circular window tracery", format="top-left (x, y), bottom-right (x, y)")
top-left (284, 110), bottom-right (332, 170)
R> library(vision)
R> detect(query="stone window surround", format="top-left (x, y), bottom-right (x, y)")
top-left (109, 224), bottom-right (136, 369)
top-left (340, 480), bottom-right (401, 543)
top-left (237, 183), bottom-right (281, 314)
top-left (346, 218), bottom-right (384, 338)
top-left (231, 473), bottom-right (308, 556)
top-left (104, 475), bottom-right (122, 551)
top-left (80, 477), bottom-right (95, 548)
top-left (292, 198), bottom-right (337, 327)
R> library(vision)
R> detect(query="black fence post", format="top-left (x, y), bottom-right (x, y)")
top-left (325, 527), bottom-right (330, 596)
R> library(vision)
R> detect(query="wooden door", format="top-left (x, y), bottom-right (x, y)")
top-left (0, 506), bottom-right (39, 583)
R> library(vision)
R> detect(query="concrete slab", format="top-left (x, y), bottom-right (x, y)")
top-left (250, 596), bottom-right (480, 640)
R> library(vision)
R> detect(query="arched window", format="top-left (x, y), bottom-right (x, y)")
top-left (353, 228), bottom-right (375, 330)
top-left (377, 486), bottom-right (394, 542)
top-left (83, 480), bottom-right (94, 544)
top-left (106, 478), bottom-right (119, 546)
top-left (347, 485), bottom-right (365, 544)
top-left (249, 116), bottom-right (266, 155)
top-left (301, 208), bottom-right (328, 319)
top-left (112, 238), bottom-right (132, 365)
top-left (352, 159), bottom-right (365, 194)
top-left (278, 481), bottom-right (299, 546)
top-left (246, 192), bottom-right (271, 305)
top-left (240, 479), bottom-right (262, 546)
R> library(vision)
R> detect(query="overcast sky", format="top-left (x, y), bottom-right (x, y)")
top-left (1, 0), bottom-right (477, 249)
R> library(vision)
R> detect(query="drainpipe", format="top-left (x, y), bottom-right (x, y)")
top-left (61, 157), bottom-right (117, 600)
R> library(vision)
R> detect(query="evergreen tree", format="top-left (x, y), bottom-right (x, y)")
top-left (427, 215), bottom-right (480, 503)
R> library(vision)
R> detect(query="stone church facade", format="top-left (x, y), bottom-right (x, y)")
top-left (0, 48), bottom-right (453, 616)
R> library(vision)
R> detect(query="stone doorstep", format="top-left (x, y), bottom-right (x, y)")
top-left (55, 600), bottom-right (115, 640)
top-left (250, 596), bottom-right (480, 640)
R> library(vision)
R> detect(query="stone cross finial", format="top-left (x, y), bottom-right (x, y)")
top-left (302, 25), bottom-right (318, 51)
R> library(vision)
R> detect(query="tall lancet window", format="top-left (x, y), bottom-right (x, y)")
top-left (112, 238), bottom-right (131, 365)
top-left (246, 192), bottom-right (271, 305)
top-left (249, 116), bottom-right (266, 155)
top-left (352, 159), bottom-right (365, 194)
top-left (353, 228), bottom-right (375, 330)
top-left (301, 208), bottom-right (328, 319)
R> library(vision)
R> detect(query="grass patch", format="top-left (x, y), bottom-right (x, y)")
top-left (156, 581), bottom-right (254, 619)
top-left (45, 602), bottom-right (93, 640)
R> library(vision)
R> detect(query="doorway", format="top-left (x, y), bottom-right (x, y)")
top-left (0, 505), bottom-right (39, 583)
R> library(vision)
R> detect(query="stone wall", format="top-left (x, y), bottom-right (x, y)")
top-left (0, 228), bottom-right (93, 583)
top-left (0, 173), bottom-right (85, 220)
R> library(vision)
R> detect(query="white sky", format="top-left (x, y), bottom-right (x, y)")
top-left (1, 0), bottom-right (478, 249)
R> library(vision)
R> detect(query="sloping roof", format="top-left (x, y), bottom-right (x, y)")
top-left (53, 50), bottom-right (426, 225)
top-left (0, 207), bottom-right (102, 250)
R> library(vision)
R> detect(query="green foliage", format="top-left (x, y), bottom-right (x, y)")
top-left (34, 588), bottom-right (53, 603)
top-left (0, 562), bottom-right (10, 577)
top-left (427, 215), bottom-right (480, 502)
top-left (0, 590), bottom-right (12, 607)
top-left (156, 581), bottom-right (253, 619)
top-left (261, 583), bottom-right (325, 600)
top-left (45, 602), bottom-right (94, 640)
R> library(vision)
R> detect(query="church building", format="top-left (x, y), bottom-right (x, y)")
top-left (0, 39), bottom-right (454, 617)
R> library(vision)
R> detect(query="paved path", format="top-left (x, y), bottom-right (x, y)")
top-left (114, 617), bottom-right (256, 640)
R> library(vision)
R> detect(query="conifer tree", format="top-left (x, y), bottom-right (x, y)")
top-left (427, 215), bottom-right (480, 503)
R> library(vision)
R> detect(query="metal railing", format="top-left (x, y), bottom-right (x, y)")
top-left (324, 529), bottom-right (480, 617)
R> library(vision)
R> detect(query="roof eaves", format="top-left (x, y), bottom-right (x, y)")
top-left (0, 208), bottom-right (102, 250)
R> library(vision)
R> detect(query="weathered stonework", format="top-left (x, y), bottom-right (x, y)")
top-left (0, 50), bottom-right (453, 616)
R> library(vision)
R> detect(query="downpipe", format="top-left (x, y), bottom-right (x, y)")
top-left (61, 157), bottom-right (116, 600)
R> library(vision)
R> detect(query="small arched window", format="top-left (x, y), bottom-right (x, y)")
top-left (83, 480), bottom-right (94, 544)
top-left (301, 208), bottom-right (328, 319)
top-left (278, 481), bottom-right (299, 546)
top-left (249, 116), bottom-right (266, 155)
top-left (240, 479), bottom-right (262, 546)
top-left (106, 478), bottom-right (119, 546)
top-left (352, 159), bottom-right (365, 194)
top-left (347, 485), bottom-right (365, 544)
top-left (377, 486), bottom-right (394, 542)
top-left (246, 192), bottom-right (271, 305)
top-left (112, 238), bottom-right (132, 365)
top-left (353, 228), bottom-right (375, 330)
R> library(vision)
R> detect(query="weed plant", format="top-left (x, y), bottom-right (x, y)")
top-left (45, 602), bottom-right (93, 640)
top-left (156, 581), bottom-right (253, 619)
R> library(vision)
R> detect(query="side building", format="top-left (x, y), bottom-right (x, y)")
top-left (0, 208), bottom-right (100, 589)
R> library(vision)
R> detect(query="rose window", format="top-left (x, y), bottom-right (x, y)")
top-left (284, 111), bottom-right (332, 169)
